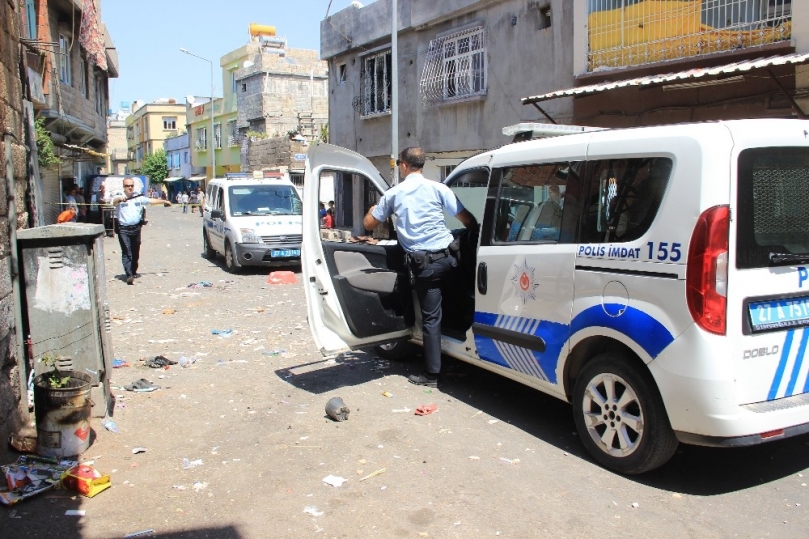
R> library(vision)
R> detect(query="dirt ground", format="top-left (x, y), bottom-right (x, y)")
top-left (3, 206), bottom-right (809, 538)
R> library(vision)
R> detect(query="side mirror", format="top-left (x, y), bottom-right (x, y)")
top-left (211, 209), bottom-right (223, 220)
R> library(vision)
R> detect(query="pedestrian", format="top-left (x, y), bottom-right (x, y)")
top-left (362, 147), bottom-right (477, 387)
top-left (62, 185), bottom-right (79, 222)
top-left (318, 202), bottom-right (327, 221)
top-left (322, 207), bottom-right (334, 229)
top-left (105, 177), bottom-right (172, 285)
top-left (175, 191), bottom-right (182, 205)
top-left (189, 190), bottom-right (198, 213)
top-left (181, 191), bottom-right (189, 214)
top-left (75, 187), bottom-right (87, 222)
top-left (197, 189), bottom-right (205, 217)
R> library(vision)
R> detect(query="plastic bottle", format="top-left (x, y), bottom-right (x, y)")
top-left (102, 419), bottom-right (119, 433)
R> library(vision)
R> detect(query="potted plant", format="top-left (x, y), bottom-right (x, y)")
top-left (33, 353), bottom-right (94, 458)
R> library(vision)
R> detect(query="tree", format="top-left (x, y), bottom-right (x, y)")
top-left (142, 148), bottom-right (168, 184)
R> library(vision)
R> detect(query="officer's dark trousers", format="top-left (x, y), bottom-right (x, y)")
top-left (117, 224), bottom-right (142, 277)
top-left (413, 254), bottom-right (457, 375)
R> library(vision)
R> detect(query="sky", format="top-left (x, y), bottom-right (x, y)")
top-left (101, 0), bottom-right (361, 111)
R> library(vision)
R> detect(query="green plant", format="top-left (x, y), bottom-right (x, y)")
top-left (142, 148), bottom-right (168, 183)
top-left (39, 353), bottom-right (71, 388)
top-left (319, 124), bottom-right (329, 143)
top-left (35, 117), bottom-right (61, 169)
top-left (246, 130), bottom-right (268, 140)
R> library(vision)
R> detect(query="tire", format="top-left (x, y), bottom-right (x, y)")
top-left (202, 230), bottom-right (216, 259)
top-left (374, 340), bottom-right (416, 361)
top-left (224, 241), bottom-right (241, 273)
top-left (572, 353), bottom-right (679, 475)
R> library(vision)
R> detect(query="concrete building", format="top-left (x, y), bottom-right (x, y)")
top-left (106, 109), bottom-right (129, 175)
top-left (320, 0), bottom-right (575, 182)
top-left (164, 132), bottom-right (205, 197)
top-left (24, 0), bottom-right (119, 224)
top-left (125, 100), bottom-right (186, 172)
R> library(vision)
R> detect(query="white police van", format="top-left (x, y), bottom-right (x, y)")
top-left (202, 173), bottom-right (302, 272)
top-left (301, 120), bottom-right (809, 474)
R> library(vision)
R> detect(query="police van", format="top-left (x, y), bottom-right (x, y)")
top-left (202, 173), bottom-right (302, 272)
top-left (301, 119), bottom-right (809, 474)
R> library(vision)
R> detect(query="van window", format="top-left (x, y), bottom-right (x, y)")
top-left (581, 157), bottom-right (672, 243)
top-left (446, 167), bottom-right (488, 229)
top-left (492, 163), bottom-right (576, 243)
top-left (736, 148), bottom-right (809, 269)
top-left (228, 184), bottom-right (302, 216)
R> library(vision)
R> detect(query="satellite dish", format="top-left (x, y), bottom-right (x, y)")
top-left (186, 95), bottom-right (196, 105)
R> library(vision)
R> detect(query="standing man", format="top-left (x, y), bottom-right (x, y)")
top-left (362, 147), bottom-right (477, 387)
top-left (105, 178), bottom-right (171, 285)
top-left (181, 191), bottom-right (190, 214)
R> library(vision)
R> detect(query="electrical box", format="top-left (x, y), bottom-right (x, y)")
top-left (17, 223), bottom-right (114, 417)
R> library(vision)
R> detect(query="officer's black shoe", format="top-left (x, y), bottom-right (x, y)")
top-left (408, 372), bottom-right (439, 388)
top-left (126, 275), bottom-right (134, 285)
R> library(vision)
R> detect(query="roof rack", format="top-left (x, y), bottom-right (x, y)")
top-left (502, 123), bottom-right (606, 143)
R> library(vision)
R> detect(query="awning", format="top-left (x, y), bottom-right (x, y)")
top-left (163, 176), bottom-right (185, 182)
top-left (522, 52), bottom-right (809, 105)
top-left (188, 175), bottom-right (207, 181)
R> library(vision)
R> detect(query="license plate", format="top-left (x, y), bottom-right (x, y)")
top-left (749, 296), bottom-right (809, 332)
top-left (270, 249), bottom-right (300, 258)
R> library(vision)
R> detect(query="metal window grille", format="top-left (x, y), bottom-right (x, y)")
top-left (421, 27), bottom-right (487, 105)
top-left (214, 124), bottom-right (222, 149)
top-left (587, 0), bottom-right (792, 71)
top-left (228, 120), bottom-right (239, 146)
top-left (361, 50), bottom-right (392, 116)
top-left (196, 127), bottom-right (207, 150)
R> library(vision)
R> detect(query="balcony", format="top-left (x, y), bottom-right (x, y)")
top-left (587, 0), bottom-right (792, 72)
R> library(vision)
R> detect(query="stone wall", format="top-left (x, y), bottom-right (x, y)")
top-left (241, 137), bottom-right (308, 174)
top-left (0, 0), bottom-right (30, 441)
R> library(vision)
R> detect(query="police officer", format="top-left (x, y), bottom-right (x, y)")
top-left (105, 178), bottom-right (171, 285)
top-left (363, 147), bottom-right (477, 387)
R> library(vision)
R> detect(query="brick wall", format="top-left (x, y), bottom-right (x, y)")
top-left (242, 137), bottom-right (308, 173)
top-left (0, 0), bottom-right (30, 441)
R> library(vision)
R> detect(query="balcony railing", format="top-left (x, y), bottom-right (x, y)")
top-left (587, 0), bottom-right (792, 72)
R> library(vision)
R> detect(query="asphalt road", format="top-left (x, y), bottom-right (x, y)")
top-left (4, 205), bottom-right (809, 538)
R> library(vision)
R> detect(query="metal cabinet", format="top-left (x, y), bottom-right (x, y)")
top-left (17, 224), bottom-right (114, 417)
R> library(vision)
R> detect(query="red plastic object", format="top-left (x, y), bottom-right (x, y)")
top-left (267, 271), bottom-right (297, 285)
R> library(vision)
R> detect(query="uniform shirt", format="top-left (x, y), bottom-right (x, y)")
top-left (106, 193), bottom-right (149, 226)
top-left (371, 172), bottom-right (463, 252)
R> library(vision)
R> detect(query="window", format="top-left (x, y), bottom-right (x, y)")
top-left (439, 165), bottom-right (457, 181)
top-left (196, 127), bottom-right (207, 150)
top-left (58, 33), bottom-right (71, 85)
top-left (214, 123), bottom-right (222, 149)
top-left (581, 158), bottom-right (673, 244)
top-left (736, 147), bottom-right (809, 269)
top-left (173, 152), bottom-right (180, 168)
top-left (242, 83), bottom-right (247, 92)
top-left (166, 153), bottom-right (172, 168)
top-left (25, 0), bottom-right (36, 39)
top-left (184, 151), bottom-right (189, 164)
top-left (136, 147), bottom-right (143, 162)
top-left (338, 64), bottom-right (346, 84)
top-left (227, 120), bottom-right (238, 146)
top-left (446, 168), bottom-right (489, 229)
top-left (231, 71), bottom-right (238, 94)
top-left (163, 117), bottom-right (177, 130)
top-left (421, 27), bottom-right (487, 104)
top-left (78, 57), bottom-right (88, 98)
top-left (361, 50), bottom-right (392, 116)
top-left (538, 5), bottom-right (552, 29)
top-left (95, 74), bottom-right (106, 114)
top-left (493, 163), bottom-right (574, 243)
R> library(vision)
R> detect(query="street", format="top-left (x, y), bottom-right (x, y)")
top-left (4, 205), bottom-right (809, 538)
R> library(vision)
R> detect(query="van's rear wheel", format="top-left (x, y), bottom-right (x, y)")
top-left (202, 230), bottom-right (216, 259)
top-left (374, 341), bottom-right (415, 361)
top-left (224, 242), bottom-right (241, 273)
top-left (573, 353), bottom-right (678, 474)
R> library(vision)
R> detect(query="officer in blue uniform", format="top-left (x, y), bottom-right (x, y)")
top-left (363, 147), bottom-right (477, 387)
top-left (106, 178), bottom-right (171, 285)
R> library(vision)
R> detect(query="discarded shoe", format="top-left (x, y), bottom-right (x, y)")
top-left (124, 379), bottom-right (159, 392)
top-left (408, 373), bottom-right (439, 388)
top-left (144, 355), bottom-right (177, 368)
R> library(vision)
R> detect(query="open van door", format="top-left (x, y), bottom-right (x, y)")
top-left (302, 143), bottom-right (414, 355)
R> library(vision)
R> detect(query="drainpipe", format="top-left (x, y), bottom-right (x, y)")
top-left (391, 0), bottom-right (399, 185)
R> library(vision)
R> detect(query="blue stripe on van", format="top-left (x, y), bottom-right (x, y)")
top-left (472, 305), bottom-right (674, 386)
top-left (768, 330), bottom-right (795, 401)
top-left (571, 304), bottom-right (674, 359)
top-left (786, 329), bottom-right (809, 397)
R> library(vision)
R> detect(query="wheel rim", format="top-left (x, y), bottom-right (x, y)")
top-left (581, 373), bottom-right (644, 458)
top-left (226, 244), bottom-right (234, 268)
top-left (378, 342), bottom-right (398, 351)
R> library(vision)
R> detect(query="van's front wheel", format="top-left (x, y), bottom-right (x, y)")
top-left (572, 353), bottom-right (678, 474)
top-left (224, 242), bottom-right (241, 273)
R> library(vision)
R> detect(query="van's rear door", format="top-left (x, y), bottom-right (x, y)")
top-left (728, 120), bottom-right (809, 405)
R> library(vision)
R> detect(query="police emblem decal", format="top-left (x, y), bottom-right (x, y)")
top-left (510, 259), bottom-right (540, 303)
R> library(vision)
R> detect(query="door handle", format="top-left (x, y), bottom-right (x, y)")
top-left (477, 262), bottom-right (487, 295)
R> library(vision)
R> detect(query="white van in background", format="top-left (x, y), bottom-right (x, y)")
top-left (302, 120), bottom-right (809, 474)
top-left (202, 173), bottom-right (302, 272)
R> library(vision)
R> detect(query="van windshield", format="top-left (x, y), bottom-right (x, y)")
top-left (737, 148), bottom-right (809, 269)
top-left (228, 184), bottom-right (302, 216)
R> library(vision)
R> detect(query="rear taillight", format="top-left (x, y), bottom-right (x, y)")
top-left (686, 205), bottom-right (730, 335)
